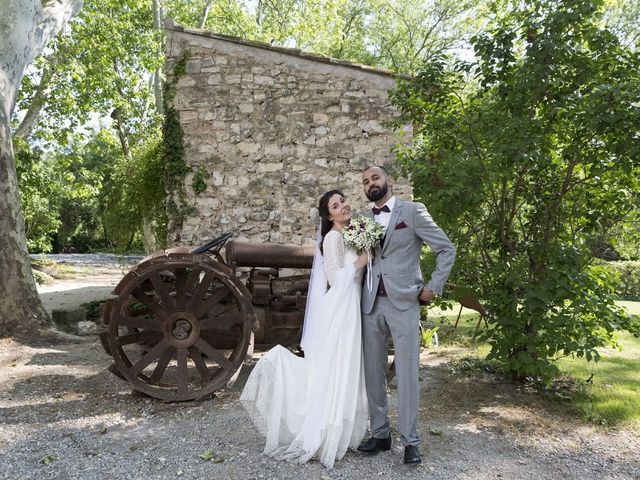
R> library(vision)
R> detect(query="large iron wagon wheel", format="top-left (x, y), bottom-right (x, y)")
top-left (107, 253), bottom-right (254, 402)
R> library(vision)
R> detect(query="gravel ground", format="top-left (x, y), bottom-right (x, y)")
top-left (2, 258), bottom-right (638, 479)
top-left (1, 338), bottom-right (638, 480)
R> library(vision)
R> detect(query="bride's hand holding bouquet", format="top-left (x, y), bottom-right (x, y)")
top-left (342, 215), bottom-right (384, 289)
top-left (342, 215), bottom-right (384, 253)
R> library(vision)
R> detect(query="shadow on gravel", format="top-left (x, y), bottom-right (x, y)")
top-left (421, 359), bottom-right (541, 417)
top-left (2, 345), bottom-right (639, 480)
top-left (26, 345), bottom-right (109, 368)
top-left (0, 373), bottom-right (123, 423)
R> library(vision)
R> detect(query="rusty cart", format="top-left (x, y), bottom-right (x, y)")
top-left (100, 233), bottom-right (314, 402)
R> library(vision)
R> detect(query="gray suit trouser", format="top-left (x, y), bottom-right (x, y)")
top-left (362, 295), bottom-right (420, 447)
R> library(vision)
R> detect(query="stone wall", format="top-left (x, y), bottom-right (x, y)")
top-left (165, 22), bottom-right (411, 247)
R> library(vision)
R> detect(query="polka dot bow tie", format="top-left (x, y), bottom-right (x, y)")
top-left (372, 205), bottom-right (391, 215)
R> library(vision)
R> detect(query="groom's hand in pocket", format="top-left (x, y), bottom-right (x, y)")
top-left (419, 286), bottom-right (436, 305)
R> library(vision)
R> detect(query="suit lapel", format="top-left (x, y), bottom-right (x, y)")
top-left (382, 201), bottom-right (402, 252)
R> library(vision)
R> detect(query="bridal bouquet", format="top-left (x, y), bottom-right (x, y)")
top-left (342, 215), bottom-right (383, 291)
top-left (342, 215), bottom-right (384, 253)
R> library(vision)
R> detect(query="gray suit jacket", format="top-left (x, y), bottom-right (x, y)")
top-left (361, 199), bottom-right (456, 314)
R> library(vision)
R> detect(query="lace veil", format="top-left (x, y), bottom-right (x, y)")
top-left (300, 224), bottom-right (326, 357)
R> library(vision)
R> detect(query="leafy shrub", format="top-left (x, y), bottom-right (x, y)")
top-left (603, 261), bottom-right (640, 301)
top-left (102, 132), bottom-right (168, 253)
top-left (15, 139), bottom-right (63, 252)
top-left (392, 0), bottom-right (640, 384)
top-left (31, 269), bottom-right (54, 285)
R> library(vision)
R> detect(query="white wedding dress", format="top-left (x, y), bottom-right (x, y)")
top-left (240, 230), bottom-right (368, 468)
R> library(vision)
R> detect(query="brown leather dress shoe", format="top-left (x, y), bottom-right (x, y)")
top-left (404, 445), bottom-right (422, 464)
top-left (357, 435), bottom-right (392, 454)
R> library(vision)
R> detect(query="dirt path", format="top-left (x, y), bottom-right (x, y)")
top-left (35, 258), bottom-right (134, 316)
top-left (0, 269), bottom-right (638, 479)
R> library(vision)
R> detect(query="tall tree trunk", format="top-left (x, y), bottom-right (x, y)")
top-left (142, 216), bottom-right (157, 253)
top-left (152, 0), bottom-right (163, 115)
top-left (0, 94), bottom-right (50, 337)
top-left (200, 0), bottom-right (215, 29)
top-left (13, 56), bottom-right (56, 140)
top-left (111, 59), bottom-right (132, 159)
top-left (0, 0), bottom-right (83, 339)
top-left (110, 106), bottom-right (131, 159)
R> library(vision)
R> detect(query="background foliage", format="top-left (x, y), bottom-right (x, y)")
top-left (10, 0), bottom-right (640, 382)
top-left (392, 0), bottom-right (640, 382)
top-left (14, 0), bottom-right (486, 254)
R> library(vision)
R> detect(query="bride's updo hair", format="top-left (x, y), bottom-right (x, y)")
top-left (317, 189), bottom-right (344, 254)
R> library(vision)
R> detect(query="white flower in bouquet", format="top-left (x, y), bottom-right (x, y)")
top-left (342, 215), bottom-right (384, 253)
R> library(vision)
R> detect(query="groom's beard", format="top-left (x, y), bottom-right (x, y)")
top-left (366, 184), bottom-right (388, 202)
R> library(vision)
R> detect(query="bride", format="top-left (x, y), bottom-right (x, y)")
top-left (240, 189), bottom-right (370, 468)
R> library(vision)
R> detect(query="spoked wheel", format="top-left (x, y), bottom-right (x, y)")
top-left (106, 253), bottom-right (255, 402)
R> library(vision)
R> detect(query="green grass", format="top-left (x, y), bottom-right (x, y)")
top-left (422, 303), bottom-right (488, 348)
top-left (555, 331), bottom-right (640, 428)
top-left (31, 257), bottom-right (92, 280)
top-left (423, 301), bottom-right (640, 429)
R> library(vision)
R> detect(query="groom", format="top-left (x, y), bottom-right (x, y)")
top-left (358, 165), bottom-right (456, 465)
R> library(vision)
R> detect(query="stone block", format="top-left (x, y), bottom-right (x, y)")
top-left (314, 158), bottom-right (328, 168)
top-left (257, 162), bottom-right (283, 173)
top-left (177, 77), bottom-right (196, 88)
top-left (180, 110), bottom-right (198, 123)
top-left (238, 142), bottom-right (261, 155)
top-left (207, 74), bottom-right (223, 85)
top-left (313, 113), bottom-right (329, 124)
top-left (249, 212), bottom-right (269, 221)
top-left (186, 59), bottom-right (201, 73)
top-left (77, 321), bottom-right (99, 336)
top-left (52, 308), bottom-right (86, 335)
top-left (302, 174), bottom-right (317, 185)
top-left (254, 75), bottom-right (274, 85)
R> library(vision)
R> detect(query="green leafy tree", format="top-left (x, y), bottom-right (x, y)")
top-left (392, 0), bottom-right (640, 382)
top-left (167, 0), bottom-right (480, 73)
top-left (12, 0), bottom-right (486, 255)
top-left (14, 0), bottom-right (164, 252)
top-left (15, 0), bottom-right (162, 150)
top-left (101, 132), bottom-right (167, 253)
top-left (602, 0), bottom-right (640, 48)
top-left (0, 0), bottom-right (83, 338)
top-left (52, 130), bottom-right (120, 252)
top-left (14, 139), bottom-right (63, 252)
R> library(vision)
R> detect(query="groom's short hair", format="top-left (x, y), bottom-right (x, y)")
top-left (364, 165), bottom-right (391, 177)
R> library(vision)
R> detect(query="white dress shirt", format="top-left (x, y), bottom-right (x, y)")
top-left (373, 196), bottom-right (396, 232)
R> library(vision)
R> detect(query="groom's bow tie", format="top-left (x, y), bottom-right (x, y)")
top-left (372, 205), bottom-right (391, 215)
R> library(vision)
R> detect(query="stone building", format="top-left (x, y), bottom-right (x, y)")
top-left (165, 21), bottom-right (411, 247)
